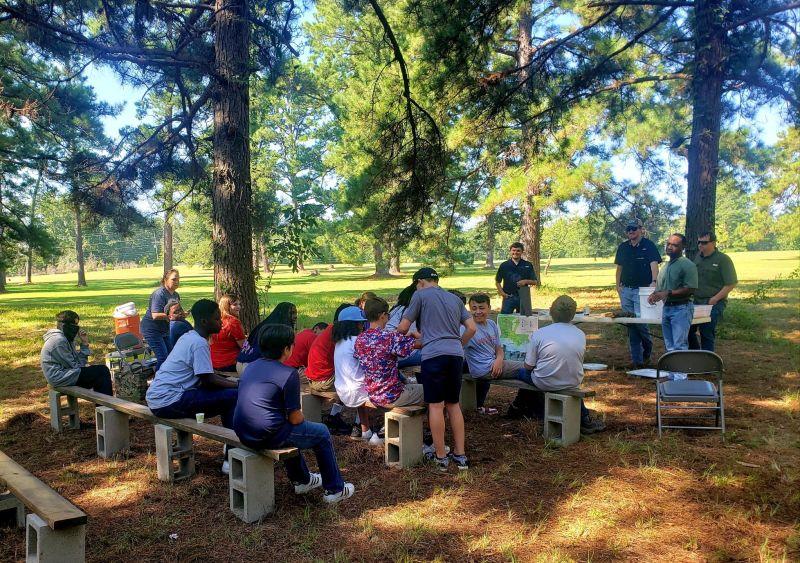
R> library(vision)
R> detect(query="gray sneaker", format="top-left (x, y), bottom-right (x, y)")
top-left (424, 450), bottom-right (449, 471)
top-left (581, 415), bottom-right (607, 435)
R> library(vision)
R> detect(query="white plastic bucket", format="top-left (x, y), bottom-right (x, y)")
top-left (113, 302), bottom-right (138, 318)
top-left (638, 287), bottom-right (663, 320)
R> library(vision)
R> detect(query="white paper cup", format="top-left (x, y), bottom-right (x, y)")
top-left (195, 413), bottom-right (205, 424)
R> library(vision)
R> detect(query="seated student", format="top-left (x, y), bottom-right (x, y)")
top-left (386, 284), bottom-right (421, 369)
top-left (236, 302), bottom-right (297, 370)
top-left (233, 324), bottom-right (354, 504)
top-left (210, 294), bottom-right (246, 373)
top-left (146, 299), bottom-right (239, 471)
top-left (40, 310), bottom-right (113, 395)
top-left (165, 299), bottom-right (193, 348)
top-left (355, 291), bottom-right (378, 310)
top-left (285, 322), bottom-right (327, 369)
top-left (333, 306), bottom-right (381, 444)
top-left (354, 297), bottom-right (425, 408)
top-left (518, 295), bottom-right (605, 434)
top-left (462, 293), bottom-right (525, 415)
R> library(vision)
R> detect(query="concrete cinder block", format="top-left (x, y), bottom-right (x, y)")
top-left (228, 448), bottom-right (275, 523)
top-left (49, 391), bottom-right (79, 433)
top-left (154, 424), bottom-right (195, 482)
top-left (300, 393), bottom-right (323, 423)
top-left (543, 393), bottom-right (581, 446)
top-left (384, 410), bottom-right (424, 469)
top-left (0, 492), bottom-right (25, 528)
top-left (95, 406), bottom-right (130, 459)
top-left (26, 513), bottom-right (85, 563)
top-left (459, 379), bottom-right (478, 412)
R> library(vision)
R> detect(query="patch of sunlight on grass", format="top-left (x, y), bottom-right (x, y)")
top-left (375, 507), bottom-right (434, 545)
top-left (467, 532), bottom-right (491, 554)
top-left (534, 548), bottom-right (577, 563)
top-left (560, 507), bottom-right (612, 541)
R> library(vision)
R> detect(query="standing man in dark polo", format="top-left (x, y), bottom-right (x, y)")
top-left (495, 242), bottom-right (538, 314)
top-left (614, 218), bottom-right (662, 367)
top-left (689, 231), bottom-right (737, 351)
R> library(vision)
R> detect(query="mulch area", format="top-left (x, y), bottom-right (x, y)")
top-left (1, 326), bottom-right (798, 561)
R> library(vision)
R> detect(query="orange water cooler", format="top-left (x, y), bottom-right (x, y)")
top-left (113, 302), bottom-right (142, 339)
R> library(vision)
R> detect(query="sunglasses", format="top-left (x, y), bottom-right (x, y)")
top-left (697, 240), bottom-right (712, 245)
top-left (625, 226), bottom-right (640, 232)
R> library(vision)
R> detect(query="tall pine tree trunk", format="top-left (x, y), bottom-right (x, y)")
top-left (212, 0), bottom-right (258, 330)
top-left (163, 211), bottom-right (173, 274)
top-left (484, 212), bottom-right (495, 269)
top-left (0, 183), bottom-right (6, 293)
top-left (259, 238), bottom-right (271, 273)
top-left (521, 184), bottom-right (541, 278)
top-left (685, 0), bottom-right (725, 260)
top-left (25, 166), bottom-right (44, 284)
top-left (373, 243), bottom-right (389, 277)
top-left (74, 203), bottom-right (86, 287)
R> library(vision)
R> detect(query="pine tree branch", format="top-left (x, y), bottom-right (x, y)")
top-left (723, 2), bottom-right (800, 30)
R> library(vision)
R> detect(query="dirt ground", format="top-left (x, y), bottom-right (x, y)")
top-left (1, 319), bottom-right (798, 563)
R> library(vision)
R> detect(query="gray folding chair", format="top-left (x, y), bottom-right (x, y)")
top-left (656, 350), bottom-right (725, 437)
top-left (113, 332), bottom-right (156, 368)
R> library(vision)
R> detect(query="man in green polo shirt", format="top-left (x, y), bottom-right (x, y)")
top-left (689, 231), bottom-right (737, 352)
top-left (648, 233), bottom-right (698, 351)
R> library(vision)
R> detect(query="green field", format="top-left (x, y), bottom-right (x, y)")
top-left (1, 250), bottom-right (798, 561)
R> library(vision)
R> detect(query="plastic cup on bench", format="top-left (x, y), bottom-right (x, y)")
top-left (196, 413), bottom-right (205, 424)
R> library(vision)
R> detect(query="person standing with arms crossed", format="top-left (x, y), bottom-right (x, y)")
top-left (495, 242), bottom-right (538, 314)
top-left (397, 268), bottom-right (477, 471)
top-left (614, 218), bottom-right (662, 367)
top-left (689, 231), bottom-right (737, 351)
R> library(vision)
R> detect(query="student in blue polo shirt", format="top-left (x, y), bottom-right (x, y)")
top-left (233, 324), bottom-right (354, 504)
top-left (614, 218), bottom-right (662, 367)
top-left (495, 242), bottom-right (538, 314)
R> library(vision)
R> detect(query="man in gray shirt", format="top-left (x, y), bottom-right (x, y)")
top-left (397, 267), bottom-right (476, 471)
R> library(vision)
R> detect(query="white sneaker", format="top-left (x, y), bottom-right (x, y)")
top-left (368, 432), bottom-right (384, 446)
top-left (422, 444), bottom-right (450, 457)
top-left (323, 482), bottom-right (355, 504)
top-left (221, 461), bottom-right (230, 475)
top-left (294, 472), bottom-right (322, 494)
top-left (359, 429), bottom-right (374, 442)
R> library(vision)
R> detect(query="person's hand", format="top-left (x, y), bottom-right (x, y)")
top-left (499, 290), bottom-right (509, 298)
top-left (650, 281), bottom-right (657, 287)
top-left (648, 291), bottom-right (667, 305)
top-left (78, 329), bottom-right (89, 345)
top-left (491, 357), bottom-right (504, 379)
top-left (409, 331), bottom-right (421, 339)
top-left (413, 338), bottom-right (423, 349)
top-left (708, 296), bottom-right (719, 306)
top-left (516, 280), bottom-right (526, 288)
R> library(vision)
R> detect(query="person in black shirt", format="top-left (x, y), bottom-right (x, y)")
top-left (614, 218), bottom-right (662, 367)
top-left (495, 242), bottom-right (538, 314)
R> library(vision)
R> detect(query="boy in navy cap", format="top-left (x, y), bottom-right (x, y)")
top-left (397, 267), bottom-right (477, 470)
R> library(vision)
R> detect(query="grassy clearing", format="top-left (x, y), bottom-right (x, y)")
top-left (0, 250), bottom-right (798, 561)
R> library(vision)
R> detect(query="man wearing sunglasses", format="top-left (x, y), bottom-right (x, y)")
top-left (689, 231), bottom-right (737, 351)
top-left (614, 218), bottom-right (662, 367)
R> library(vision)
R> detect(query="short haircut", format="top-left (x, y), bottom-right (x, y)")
top-left (510, 242), bottom-right (524, 250)
top-left (312, 322), bottom-right (329, 331)
top-left (356, 291), bottom-right (378, 307)
top-left (56, 310), bottom-right (79, 325)
top-left (449, 289), bottom-right (467, 305)
top-left (549, 295), bottom-right (577, 323)
top-left (363, 297), bottom-right (389, 322)
top-left (191, 299), bottom-right (219, 324)
top-left (468, 293), bottom-right (491, 306)
top-left (671, 233), bottom-right (688, 248)
top-left (699, 231), bottom-right (717, 242)
top-left (259, 324), bottom-right (295, 360)
top-left (163, 298), bottom-right (182, 315)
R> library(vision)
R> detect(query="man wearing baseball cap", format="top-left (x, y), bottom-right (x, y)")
top-left (614, 218), bottom-right (662, 367)
top-left (396, 267), bottom-right (477, 471)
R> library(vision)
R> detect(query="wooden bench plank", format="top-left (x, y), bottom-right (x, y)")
top-left (302, 387), bottom-right (426, 415)
top-left (0, 451), bottom-right (87, 530)
top-left (54, 387), bottom-right (297, 461)
top-left (462, 376), bottom-right (596, 398)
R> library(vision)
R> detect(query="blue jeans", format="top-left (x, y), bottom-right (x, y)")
top-left (151, 387), bottom-right (238, 428)
top-left (619, 286), bottom-right (652, 364)
top-left (397, 349), bottom-right (422, 369)
top-left (270, 421), bottom-right (344, 494)
top-left (141, 323), bottom-right (171, 369)
top-left (662, 303), bottom-right (693, 352)
top-left (501, 295), bottom-right (520, 314)
top-left (689, 301), bottom-right (725, 352)
top-left (516, 370), bottom-right (590, 420)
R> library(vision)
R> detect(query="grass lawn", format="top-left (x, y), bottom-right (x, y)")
top-left (1, 251), bottom-right (798, 561)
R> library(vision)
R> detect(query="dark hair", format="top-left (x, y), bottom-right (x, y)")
top-left (671, 233), bottom-right (688, 248)
top-left (312, 322), bottom-right (329, 331)
top-left (390, 283), bottom-right (416, 312)
top-left (449, 289), bottom-right (467, 305)
top-left (333, 302), bottom-right (351, 322)
top-left (161, 268), bottom-right (180, 285)
top-left (56, 310), bottom-right (79, 325)
top-left (333, 320), bottom-right (365, 343)
top-left (510, 242), bottom-right (524, 250)
top-left (191, 299), bottom-right (219, 324)
top-left (363, 297), bottom-right (389, 322)
top-left (247, 302), bottom-right (297, 348)
top-left (699, 231), bottom-right (717, 242)
top-left (258, 324), bottom-right (295, 360)
top-left (164, 298), bottom-right (182, 315)
top-left (468, 293), bottom-right (491, 306)
top-left (355, 291), bottom-right (378, 307)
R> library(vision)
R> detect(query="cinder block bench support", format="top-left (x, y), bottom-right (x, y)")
top-left (154, 424), bottom-right (195, 482)
top-left (459, 379), bottom-right (478, 412)
top-left (49, 391), bottom-right (79, 432)
top-left (544, 393), bottom-right (581, 446)
top-left (0, 492), bottom-right (25, 528)
top-left (385, 410), bottom-right (424, 469)
top-left (95, 406), bottom-right (130, 459)
top-left (26, 513), bottom-right (85, 563)
top-left (228, 448), bottom-right (275, 523)
top-left (300, 392), bottom-right (324, 423)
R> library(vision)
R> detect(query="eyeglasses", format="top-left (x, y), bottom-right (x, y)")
top-left (697, 240), bottom-right (712, 245)
top-left (625, 227), bottom-right (640, 232)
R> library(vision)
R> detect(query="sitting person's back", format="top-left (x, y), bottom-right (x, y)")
top-left (525, 321), bottom-right (585, 391)
top-left (285, 322), bottom-right (327, 369)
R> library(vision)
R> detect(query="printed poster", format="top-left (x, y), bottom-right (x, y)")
top-left (497, 314), bottom-right (538, 361)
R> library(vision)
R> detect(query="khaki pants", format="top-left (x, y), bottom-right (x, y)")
top-left (308, 376), bottom-right (335, 393)
top-left (471, 360), bottom-right (525, 380)
top-left (384, 383), bottom-right (425, 408)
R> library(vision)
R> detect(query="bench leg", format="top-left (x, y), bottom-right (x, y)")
top-left (26, 513), bottom-right (85, 563)
top-left (95, 407), bottom-right (130, 459)
top-left (300, 392), bottom-right (324, 423)
top-left (0, 492), bottom-right (25, 528)
top-left (228, 448), bottom-right (275, 523)
top-left (49, 391), bottom-right (80, 432)
top-left (154, 424), bottom-right (195, 482)
top-left (385, 411), bottom-right (424, 468)
top-left (460, 379), bottom-right (477, 412)
top-left (543, 393), bottom-right (581, 446)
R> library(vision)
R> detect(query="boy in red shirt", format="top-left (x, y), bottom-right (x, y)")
top-left (286, 322), bottom-right (327, 369)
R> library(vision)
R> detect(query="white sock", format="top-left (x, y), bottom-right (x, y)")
top-left (331, 403), bottom-right (343, 417)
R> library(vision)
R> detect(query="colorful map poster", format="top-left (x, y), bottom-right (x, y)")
top-left (497, 314), bottom-right (538, 361)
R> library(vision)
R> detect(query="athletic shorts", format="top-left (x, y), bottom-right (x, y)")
top-left (420, 355), bottom-right (464, 404)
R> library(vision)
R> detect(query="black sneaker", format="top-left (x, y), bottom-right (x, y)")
top-left (581, 415), bottom-right (607, 435)
top-left (350, 425), bottom-right (363, 439)
top-left (323, 413), bottom-right (352, 435)
top-left (448, 453), bottom-right (469, 470)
